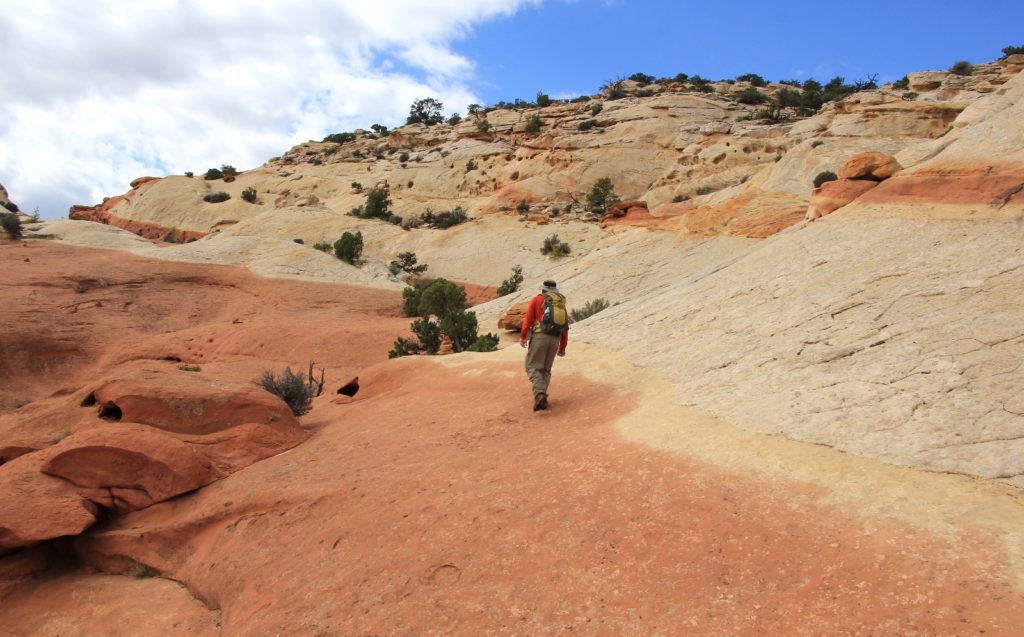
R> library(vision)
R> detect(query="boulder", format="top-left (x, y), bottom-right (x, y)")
top-left (839, 152), bottom-right (902, 181)
top-left (129, 176), bottom-right (160, 189)
top-left (805, 179), bottom-right (879, 221)
top-left (41, 424), bottom-right (215, 512)
top-left (88, 369), bottom-right (297, 435)
top-left (0, 455), bottom-right (97, 553)
top-left (498, 302), bottom-right (530, 332)
top-left (907, 71), bottom-right (947, 92)
top-left (602, 200), bottom-right (648, 220)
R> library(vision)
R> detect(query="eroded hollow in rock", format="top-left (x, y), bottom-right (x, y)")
top-left (98, 403), bottom-right (122, 422)
top-left (337, 379), bottom-right (359, 397)
top-left (80, 392), bottom-right (97, 407)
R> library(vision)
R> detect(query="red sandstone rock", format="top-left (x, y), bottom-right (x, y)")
top-left (805, 178), bottom-right (879, 220)
top-left (602, 199), bottom-right (648, 220)
top-left (89, 370), bottom-right (297, 435)
top-left (498, 301), bottom-right (529, 331)
top-left (41, 425), bottom-right (215, 512)
top-left (0, 454), bottom-right (97, 553)
top-left (839, 152), bottom-right (902, 181)
top-left (129, 176), bottom-right (160, 189)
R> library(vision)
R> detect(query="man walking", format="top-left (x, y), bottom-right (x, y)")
top-left (520, 280), bottom-right (569, 411)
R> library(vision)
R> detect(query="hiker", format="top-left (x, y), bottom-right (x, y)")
top-left (520, 279), bottom-right (569, 411)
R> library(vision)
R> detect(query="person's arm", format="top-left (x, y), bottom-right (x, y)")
top-left (519, 296), bottom-right (540, 346)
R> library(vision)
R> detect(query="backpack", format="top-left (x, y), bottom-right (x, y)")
top-left (535, 290), bottom-right (568, 336)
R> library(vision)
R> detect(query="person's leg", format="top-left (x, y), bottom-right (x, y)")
top-left (536, 334), bottom-right (559, 408)
top-left (525, 335), bottom-right (549, 402)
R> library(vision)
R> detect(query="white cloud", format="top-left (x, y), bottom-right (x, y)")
top-left (0, 0), bottom-right (539, 217)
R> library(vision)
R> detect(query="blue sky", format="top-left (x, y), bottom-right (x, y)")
top-left (459, 0), bottom-right (1023, 106)
top-left (1, 0), bottom-right (1020, 218)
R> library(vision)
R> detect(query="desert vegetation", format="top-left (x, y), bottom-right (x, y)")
top-left (1, 212), bottom-right (23, 239)
top-left (570, 298), bottom-right (612, 322)
top-left (390, 279), bottom-right (497, 357)
top-left (497, 265), bottom-right (524, 296)
top-left (813, 171), bottom-right (839, 188)
top-left (541, 234), bottom-right (571, 259)
top-left (333, 231), bottom-right (363, 265)
top-left (203, 192), bottom-right (230, 203)
top-left (586, 177), bottom-right (619, 214)
top-left (255, 362), bottom-right (325, 417)
top-left (389, 251), bottom-right (428, 276)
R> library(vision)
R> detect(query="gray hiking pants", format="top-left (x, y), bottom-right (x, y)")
top-left (525, 332), bottom-right (560, 397)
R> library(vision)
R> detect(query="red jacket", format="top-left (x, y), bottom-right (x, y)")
top-left (520, 293), bottom-right (569, 353)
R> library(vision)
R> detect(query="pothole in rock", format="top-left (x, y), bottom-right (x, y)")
top-left (337, 378), bottom-right (359, 397)
top-left (80, 392), bottom-right (97, 407)
top-left (98, 403), bottom-right (123, 422)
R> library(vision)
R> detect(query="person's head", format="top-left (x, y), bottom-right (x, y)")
top-left (542, 279), bottom-right (557, 292)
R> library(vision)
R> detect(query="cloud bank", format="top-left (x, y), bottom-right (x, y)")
top-left (0, 0), bottom-right (538, 216)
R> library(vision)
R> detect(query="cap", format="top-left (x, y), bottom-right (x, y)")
top-left (542, 280), bottom-right (557, 290)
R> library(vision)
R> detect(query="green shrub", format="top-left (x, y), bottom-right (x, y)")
top-left (536, 92), bottom-right (551, 107)
top-left (241, 187), bottom-right (257, 203)
top-left (736, 73), bottom-right (767, 87)
top-left (949, 60), bottom-right (973, 76)
top-left (1, 212), bottom-right (23, 239)
top-left (475, 118), bottom-right (491, 134)
top-left (447, 113), bottom-right (462, 126)
top-left (389, 251), bottom-right (428, 275)
top-left (351, 181), bottom-right (363, 193)
top-left (465, 159), bottom-right (477, 172)
top-left (256, 365), bottom-right (322, 417)
top-left (524, 114), bottom-right (542, 134)
top-left (570, 298), bottom-right (611, 322)
top-left (411, 318), bottom-right (443, 354)
top-left (178, 364), bottom-right (202, 372)
top-left (323, 145), bottom-right (339, 156)
top-left (902, 92), bottom-right (919, 101)
top-left (628, 72), bottom-right (655, 85)
top-left (349, 187), bottom-right (392, 221)
top-left (892, 75), bottom-right (910, 89)
top-left (371, 123), bottom-right (389, 135)
top-left (813, 171), bottom-right (838, 188)
top-left (571, 95), bottom-right (591, 102)
top-left (388, 336), bottom-right (422, 358)
top-left (424, 206), bottom-right (468, 229)
top-left (811, 140), bottom-right (824, 148)
top-left (467, 332), bottom-right (499, 352)
top-left (203, 167), bottom-right (223, 180)
top-left (695, 185), bottom-right (717, 196)
top-left (1002, 45), bottom-right (1024, 58)
top-left (416, 279), bottom-right (481, 352)
top-left (541, 234), bottom-right (571, 259)
top-left (497, 265), bottom-right (524, 296)
top-left (586, 177), bottom-right (619, 213)
top-left (323, 132), bottom-right (356, 144)
top-left (516, 200), bottom-right (530, 214)
top-left (402, 281), bottom-right (430, 317)
top-left (220, 165), bottom-right (238, 177)
top-left (334, 231), bottom-right (363, 264)
top-left (602, 78), bottom-right (626, 100)
top-left (578, 119), bottom-right (596, 131)
top-left (313, 241), bottom-right (332, 253)
top-left (203, 191), bottom-right (230, 203)
top-left (671, 194), bottom-right (689, 203)
top-left (737, 87), bottom-right (768, 105)
top-left (407, 97), bottom-right (444, 126)
top-left (590, 102), bottom-right (603, 116)
top-left (398, 152), bottom-right (410, 163)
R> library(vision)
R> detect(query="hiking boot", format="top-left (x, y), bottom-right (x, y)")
top-left (533, 393), bottom-right (548, 411)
